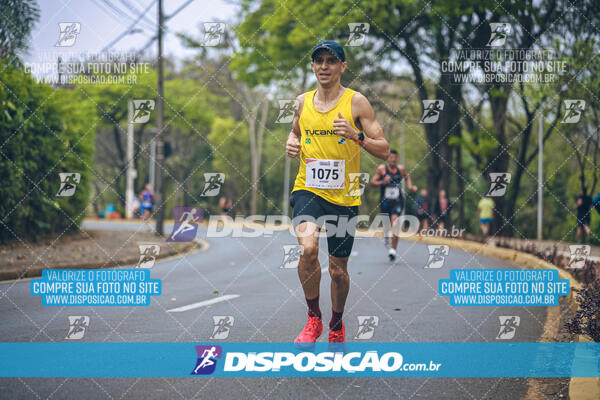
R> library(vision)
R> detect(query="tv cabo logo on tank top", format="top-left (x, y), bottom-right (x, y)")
top-left (292, 88), bottom-right (362, 207)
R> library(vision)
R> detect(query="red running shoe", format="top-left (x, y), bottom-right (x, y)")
top-left (328, 322), bottom-right (347, 353)
top-left (294, 313), bottom-right (323, 350)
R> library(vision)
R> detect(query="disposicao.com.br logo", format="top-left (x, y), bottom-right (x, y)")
top-left (223, 351), bottom-right (441, 373)
top-left (191, 344), bottom-right (441, 376)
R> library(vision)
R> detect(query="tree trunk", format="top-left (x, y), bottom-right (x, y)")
top-left (488, 92), bottom-right (510, 235)
top-left (245, 89), bottom-right (269, 215)
top-left (112, 126), bottom-right (126, 209)
top-left (455, 136), bottom-right (465, 228)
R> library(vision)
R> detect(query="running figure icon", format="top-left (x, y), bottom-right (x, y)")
top-left (65, 316), bottom-right (89, 340)
top-left (56, 173), bottom-right (80, 197)
top-left (496, 316), bottom-right (520, 340)
top-left (193, 347), bottom-right (218, 373)
top-left (191, 345), bottom-right (223, 375)
top-left (281, 245), bottom-right (304, 269)
top-left (424, 245), bottom-right (449, 269)
top-left (487, 23), bottom-right (509, 46)
top-left (420, 100), bottom-right (444, 123)
top-left (172, 209), bottom-right (199, 238)
top-left (354, 316), bottom-right (379, 339)
top-left (276, 101), bottom-right (296, 123)
top-left (346, 23), bottom-right (369, 46)
top-left (210, 316), bottom-right (234, 339)
top-left (486, 173), bottom-right (511, 197)
top-left (58, 174), bottom-right (77, 195)
top-left (562, 100), bottom-right (585, 123)
top-left (200, 173), bottom-right (225, 197)
top-left (167, 206), bottom-right (204, 242)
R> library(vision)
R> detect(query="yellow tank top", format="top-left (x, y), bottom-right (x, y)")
top-left (292, 88), bottom-right (362, 206)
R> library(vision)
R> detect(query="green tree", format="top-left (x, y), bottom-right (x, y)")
top-left (233, 0), bottom-right (600, 239)
top-left (0, 61), bottom-right (95, 241)
top-left (80, 70), bottom-right (156, 214)
top-left (207, 117), bottom-right (251, 214)
top-left (160, 74), bottom-right (226, 211)
top-left (81, 65), bottom-right (227, 218)
top-left (0, 0), bottom-right (39, 59)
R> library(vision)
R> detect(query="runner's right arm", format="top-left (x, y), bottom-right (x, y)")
top-left (286, 94), bottom-right (305, 158)
top-left (370, 164), bottom-right (389, 186)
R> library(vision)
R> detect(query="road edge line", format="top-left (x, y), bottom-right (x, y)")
top-left (0, 237), bottom-right (209, 284)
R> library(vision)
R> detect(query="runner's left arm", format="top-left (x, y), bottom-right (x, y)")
top-left (400, 166), bottom-right (415, 191)
top-left (355, 94), bottom-right (389, 160)
top-left (333, 93), bottom-right (389, 160)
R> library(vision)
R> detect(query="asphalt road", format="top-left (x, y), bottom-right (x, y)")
top-left (0, 221), bottom-right (552, 399)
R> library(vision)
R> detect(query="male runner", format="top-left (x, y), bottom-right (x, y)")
top-left (477, 195), bottom-right (494, 237)
top-left (286, 40), bottom-right (389, 349)
top-left (371, 150), bottom-right (415, 261)
top-left (139, 183), bottom-right (155, 220)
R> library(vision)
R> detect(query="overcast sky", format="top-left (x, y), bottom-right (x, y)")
top-left (25, 0), bottom-right (237, 66)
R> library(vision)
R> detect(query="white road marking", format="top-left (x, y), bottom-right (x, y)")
top-left (167, 294), bottom-right (240, 313)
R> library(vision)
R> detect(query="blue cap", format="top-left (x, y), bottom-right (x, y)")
top-left (311, 40), bottom-right (346, 62)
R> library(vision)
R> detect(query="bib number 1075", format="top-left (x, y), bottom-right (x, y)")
top-left (312, 168), bottom-right (338, 180)
top-left (305, 159), bottom-right (345, 189)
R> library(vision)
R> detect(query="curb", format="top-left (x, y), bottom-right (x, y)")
top-left (569, 334), bottom-right (600, 400)
top-left (0, 237), bottom-right (208, 284)
top-left (400, 235), bottom-right (596, 399)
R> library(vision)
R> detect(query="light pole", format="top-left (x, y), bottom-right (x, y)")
top-left (125, 100), bottom-right (137, 219)
top-left (154, 0), bottom-right (165, 235)
top-left (537, 113), bottom-right (543, 240)
top-left (283, 157), bottom-right (290, 217)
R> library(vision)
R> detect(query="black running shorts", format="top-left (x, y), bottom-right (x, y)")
top-left (290, 190), bottom-right (359, 258)
top-left (380, 200), bottom-right (403, 216)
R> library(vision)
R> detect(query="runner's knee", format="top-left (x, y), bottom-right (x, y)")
top-left (328, 257), bottom-right (348, 281)
top-left (329, 265), bottom-right (348, 282)
top-left (301, 243), bottom-right (319, 263)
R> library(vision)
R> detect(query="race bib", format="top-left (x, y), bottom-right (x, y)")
top-left (384, 186), bottom-right (400, 199)
top-left (305, 159), bottom-right (345, 189)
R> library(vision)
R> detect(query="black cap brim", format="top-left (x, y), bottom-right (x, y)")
top-left (310, 41), bottom-right (345, 62)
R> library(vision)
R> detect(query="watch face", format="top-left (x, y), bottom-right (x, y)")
top-left (358, 132), bottom-right (365, 141)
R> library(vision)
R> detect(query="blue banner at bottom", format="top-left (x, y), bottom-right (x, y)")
top-left (0, 342), bottom-right (598, 377)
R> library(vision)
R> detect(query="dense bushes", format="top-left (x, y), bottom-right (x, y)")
top-left (565, 283), bottom-right (600, 342)
top-left (0, 61), bottom-right (95, 242)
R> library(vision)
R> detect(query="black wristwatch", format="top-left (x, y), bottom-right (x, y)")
top-left (355, 132), bottom-right (365, 145)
